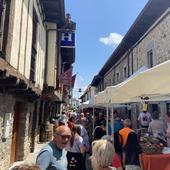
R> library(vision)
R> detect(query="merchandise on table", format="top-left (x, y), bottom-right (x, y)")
top-left (140, 134), bottom-right (165, 154)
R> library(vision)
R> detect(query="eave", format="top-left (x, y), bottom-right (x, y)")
top-left (40, 0), bottom-right (65, 25)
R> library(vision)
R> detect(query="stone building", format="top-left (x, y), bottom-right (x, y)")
top-left (0, 0), bottom-right (76, 169)
top-left (91, 0), bottom-right (170, 126)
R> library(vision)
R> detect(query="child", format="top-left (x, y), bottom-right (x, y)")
top-left (123, 132), bottom-right (143, 170)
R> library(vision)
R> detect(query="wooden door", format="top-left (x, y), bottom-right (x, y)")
top-left (10, 102), bottom-right (20, 164)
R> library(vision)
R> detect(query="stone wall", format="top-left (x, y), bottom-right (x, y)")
top-left (104, 8), bottom-right (170, 86)
top-left (103, 8), bottom-right (170, 126)
top-left (0, 93), bottom-right (37, 170)
top-left (133, 8), bottom-right (170, 71)
top-left (0, 94), bottom-right (15, 170)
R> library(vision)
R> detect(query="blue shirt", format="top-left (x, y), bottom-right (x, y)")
top-left (114, 119), bottom-right (123, 133)
top-left (36, 142), bottom-right (68, 170)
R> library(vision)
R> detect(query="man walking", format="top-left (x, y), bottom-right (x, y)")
top-left (138, 109), bottom-right (152, 129)
top-left (36, 125), bottom-right (71, 170)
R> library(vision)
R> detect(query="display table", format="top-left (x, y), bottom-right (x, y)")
top-left (142, 153), bottom-right (170, 170)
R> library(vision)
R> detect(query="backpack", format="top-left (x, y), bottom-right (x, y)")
top-left (114, 132), bottom-right (123, 158)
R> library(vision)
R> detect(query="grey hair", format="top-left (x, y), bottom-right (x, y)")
top-left (123, 119), bottom-right (131, 127)
top-left (101, 135), bottom-right (114, 145)
top-left (91, 139), bottom-right (115, 169)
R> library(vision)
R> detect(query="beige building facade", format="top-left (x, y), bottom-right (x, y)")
top-left (0, 0), bottom-right (67, 169)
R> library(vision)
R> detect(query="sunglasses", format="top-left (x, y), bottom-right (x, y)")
top-left (56, 133), bottom-right (71, 140)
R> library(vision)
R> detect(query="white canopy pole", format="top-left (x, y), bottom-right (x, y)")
top-left (106, 105), bottom-right (109, 135)
top-left (93, 106), bottom-right (95, 130)
top-left (111, 105), bottom-right (114, 136)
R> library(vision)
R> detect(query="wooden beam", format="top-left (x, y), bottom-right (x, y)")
top-left (0, 76), bottom-right (19, 85)
top-left (13, 93), bottom-right (40, 102)
top-left (0, 58), bottom-right (42, 95)
top-left (0, 69), bottom-right (7, 78)
top-left (6, 81), bottom-right (28, 92)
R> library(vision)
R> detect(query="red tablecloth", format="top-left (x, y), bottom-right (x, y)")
top-left (142, 153), bottom-right (170, 170)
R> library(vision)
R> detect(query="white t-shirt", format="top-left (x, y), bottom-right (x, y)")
top-left (138, 112), bottom-right (152, 127)
top-left (66, 135), bottom-right (84, 153)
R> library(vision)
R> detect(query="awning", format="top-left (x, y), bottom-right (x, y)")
top-left (109, 60), bottom-right (170, 104)
top-left (94, 66), bottom-right (148, 105)
top-left (79, 99), bottom-right (93, 109)
top-left (114, 60), bottom-right (170, 103)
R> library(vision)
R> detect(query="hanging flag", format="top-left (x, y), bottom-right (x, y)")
top-left (59, 67), bottom-right (72, 87)
top-left (71, 74), bottom-right (76, 88)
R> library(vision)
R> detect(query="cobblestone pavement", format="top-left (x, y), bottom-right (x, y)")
top-left (9, 142), bottom-right (47, 169)
top-left (9, 142), bottom-right (93, 170)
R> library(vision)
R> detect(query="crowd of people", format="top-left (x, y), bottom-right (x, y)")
top-left (11, 108), bottom-right (169, 170)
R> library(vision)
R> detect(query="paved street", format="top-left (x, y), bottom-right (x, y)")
top-left (9, 142), bottom-right (47, 169)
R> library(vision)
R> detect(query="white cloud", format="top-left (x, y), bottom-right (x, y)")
top-left (99, 33), bottom-right (123, 46)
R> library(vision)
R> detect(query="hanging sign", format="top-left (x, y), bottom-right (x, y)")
top-left (60, 31), bottom-right (75, 48)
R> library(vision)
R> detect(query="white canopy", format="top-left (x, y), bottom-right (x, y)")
top-left (94, 60), bottom-right (170, 105)
top-left (79, 99), bottom-right (93, 109)
top-left (94, 91), bottom-right (108, 106)
top-left (112, 60), bottom-right (170, 103)
top-left (105, 66), bottom-right (148, 104)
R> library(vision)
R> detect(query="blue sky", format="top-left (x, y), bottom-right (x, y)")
top-left (65, 0), bottom-right (148, 98)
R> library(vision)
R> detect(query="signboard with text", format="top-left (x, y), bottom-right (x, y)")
top-left (60, 31), bottom-right (75, 48)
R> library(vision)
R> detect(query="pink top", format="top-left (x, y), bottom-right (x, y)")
top-left (111, 153), bottom-right (122, 168)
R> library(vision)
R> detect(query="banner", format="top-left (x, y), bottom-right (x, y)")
top-left (59, 68), bottom-right (72, 87)
top-left (71, 74), bottom-right (76, 88)
top-left (60, 31), bottom-right (75, 48)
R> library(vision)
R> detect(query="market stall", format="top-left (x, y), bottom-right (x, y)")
top-left (110, 60), bottom-right (170, 103)
top-left (79, 99), bottom-right (93, 109)
top-left (142, 153), bottom-right (170, 170)
top-left (137, 129), bottom-right (170, 170)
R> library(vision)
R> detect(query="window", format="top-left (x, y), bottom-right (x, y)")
top-left (124, 66), bottom-right (127, 79)
top-left (147, 50), bottom-right (153, 68)
top-left (109, 79), bottom-right (111, 86)
top-left (116, 72), bottom-right (119, 82)
top-left (0, 0), bottom-right (5, 53)
top-left (30, 47), bottom-right (37, 82)
top-left (30, 9), bottom-right (38, 83)
top-left (105, 82), bottom-right (107, 88)
top-left (32, 10), bottom-right (38, 48)
top-left (167, 103), bottom-right (170, 117)
top-left (0, 0), bottom-right (4, 33)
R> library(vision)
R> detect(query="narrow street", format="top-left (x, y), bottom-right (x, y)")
top-left (9, 143), bottom-right (47, 169)
top-left (1, 0), bottom-right (170, 170)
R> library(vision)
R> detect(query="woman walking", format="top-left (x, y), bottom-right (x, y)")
top-left (123, 132), bottom-right (143, 170)
top-left (66, 124), bottom-right (86, 170)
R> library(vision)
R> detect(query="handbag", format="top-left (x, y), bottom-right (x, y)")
top-left (67, 151), bottom-right (83, 170)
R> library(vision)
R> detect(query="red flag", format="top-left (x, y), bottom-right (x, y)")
top-left (71, 74), bottom-right (76, 88)
top-left (59, 67), bottom-right (72, 86)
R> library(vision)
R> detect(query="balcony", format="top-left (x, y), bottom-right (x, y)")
top-left (40, 0), bottom-right (65, 25)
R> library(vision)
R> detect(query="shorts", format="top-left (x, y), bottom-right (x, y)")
top-left (125, 165), bottom-right (141, 170)
top-left (141, 125), bottom-right (148, 129)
